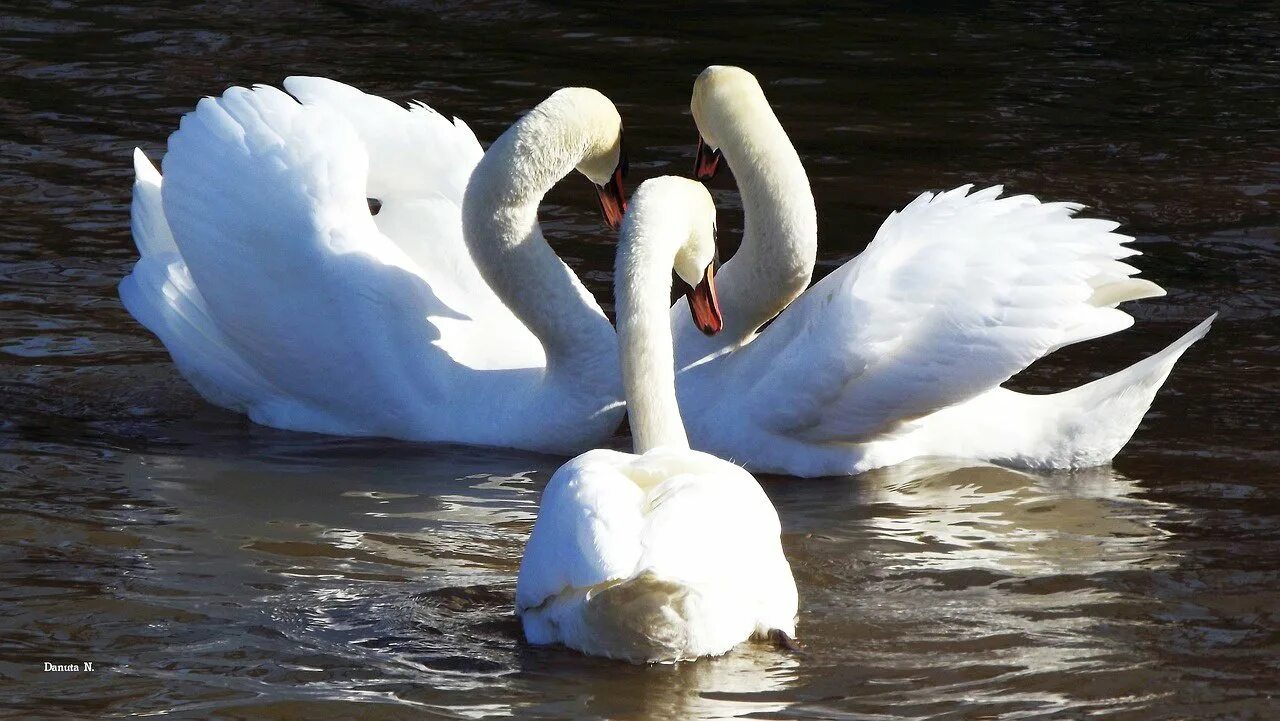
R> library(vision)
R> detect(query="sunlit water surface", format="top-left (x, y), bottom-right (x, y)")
top-left (2, 2), bottom-right (1277, 718)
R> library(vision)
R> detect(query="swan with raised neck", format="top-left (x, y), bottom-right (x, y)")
top-left (671, 66), bottom-right (1213, 478)
top-left (616, 176), bottom-right (721, 452)
top-left (514, 177), bottom-right (798, 663)
top-left (678, 65), bottom-right (817, 363)
top-left (462, 87), bottom-right (626, 376)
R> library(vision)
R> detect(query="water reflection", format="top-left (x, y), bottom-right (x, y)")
top-left (109, 443), bottom-right (804, 720)
top-left (859, 458), bottom-right (1179, 576)
top-left (569, 651), bottom-right (799, 721)
top-left (100, 447), bottom-right (1187, 719)
top-left (770, 459), bottom-right (1189, 716)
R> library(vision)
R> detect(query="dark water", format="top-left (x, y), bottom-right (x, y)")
top-left (2, 2), bottom-right (1278, 718)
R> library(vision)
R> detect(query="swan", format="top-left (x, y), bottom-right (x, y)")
top-left (516, 177), bottom-right (798, 663)
top-left (120, 79), bottom-right (628, 454)
top-left (673, 65), bottom-right (1214, 477)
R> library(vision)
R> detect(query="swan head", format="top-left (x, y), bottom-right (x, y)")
top-left (540, 87), bottom-right (629, 230)
top-left (690, 65), bottom-right (767, 181)
top-left (623, 177), bottom-right (723, 335)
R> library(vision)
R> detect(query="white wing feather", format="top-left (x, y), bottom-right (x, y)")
top-left (740, 185), bottom-right (1165, 442)
top-left (121, 149), bottom-right (290, 413)
top-left (123, 80), bottom-right (547, 438)
top-left (276, 77), bottom-right (538, 370)
top-left (158, 85), bottom-right (456, 430)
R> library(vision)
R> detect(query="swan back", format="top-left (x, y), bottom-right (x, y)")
top-left (516, 447), bottom-right (797, 663)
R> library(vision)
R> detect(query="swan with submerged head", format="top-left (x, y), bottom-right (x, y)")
top-left (676, 65), bottom-right (1214, 477)
top-left (122, 80), bottom-right (629, 454)
top-left (516, 177), bottom-right (798, 663)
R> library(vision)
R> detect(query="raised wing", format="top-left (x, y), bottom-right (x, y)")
top-left (280, 77), bottom-right (540, 371)
top-left (742, 185), bottom-right (1164, 442)
top-left (154, 83), bottom-right (501, 433)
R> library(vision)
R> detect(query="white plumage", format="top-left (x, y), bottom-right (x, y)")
top-left (121, 79), bottom-right (623, 454)
top-left (122, 70), bottom-right (1211, 478)
top-left (676, 65), bottom-right (1213, 476)
top-left (517, 447), bottom-right (796, 662)
top-left (516, 179), bottom-right (797, 663)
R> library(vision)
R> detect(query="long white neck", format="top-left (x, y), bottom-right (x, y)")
top-left (617, 185), bottom-right (698, 453)
top-left (462, 101), bottom-right (615, 373)
top-left (675, 99), bottom-right (817, 362)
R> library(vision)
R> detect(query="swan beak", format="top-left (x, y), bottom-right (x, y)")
top-left (595, 165), bottom-right (628, 231)
top-left (694, 136), bottom-right (723, 181)
top-left (687, 261), bottom-right (723, 335)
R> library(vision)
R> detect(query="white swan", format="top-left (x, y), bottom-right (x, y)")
top-left (673, 65), bottom-right (1214, 477)
top-left (120, 79), bottom-right (628, 454)
top-left (516, 177), bottom-right (798, 663)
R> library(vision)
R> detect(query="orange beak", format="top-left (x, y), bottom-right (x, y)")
top-left (595, 125), bottom-right (629, 230)
top-left (693, 136), bottom-right (723, 182)
top-left (686, 261), bottom-right (723, 336)
top-left (595, 164), bottom-right (627, 231)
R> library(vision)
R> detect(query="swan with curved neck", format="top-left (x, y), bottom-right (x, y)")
top-left (676, 65), bottom-right (1214, 477)
top-left (516, 177), bottom-right (798, 663)
top-left (672, 66), bottom-right (816, 364)
top-left (121, 79), bottom-right (627, 453)
top-left (460, 87), bottom-right (627, 423)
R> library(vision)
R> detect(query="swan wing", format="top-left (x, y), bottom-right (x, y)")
top-left (281, 78), bottom-right (488, 305)
top-left (744, 185), bottom-right (1163, 442)
top-left (279, 77), bottom-right (540, 371)
top-left (120, 149), bottom-right (285, 412)
top-left (148, 83), bottom-right (519, 433)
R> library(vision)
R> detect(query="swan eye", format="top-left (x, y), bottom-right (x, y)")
top-left (367, 198), bottom-right (383, 216)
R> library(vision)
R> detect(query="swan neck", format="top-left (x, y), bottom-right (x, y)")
top-left (718, 104), bottom-right (817, 334)
top-left (462, 109), bottom-right (612, 368)
top-left (617, 210), bottom-right (691, 454)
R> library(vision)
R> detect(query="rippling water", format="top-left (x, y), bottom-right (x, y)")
top-left (2, 2), bottom-right (1277, 718)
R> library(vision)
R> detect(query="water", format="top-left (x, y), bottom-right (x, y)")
top-left (2, 2), bottom-right (1277, 718)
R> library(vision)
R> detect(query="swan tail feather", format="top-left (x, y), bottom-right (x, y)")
top-left (921, 315), bottom-right (1215, 469)
top-left (129, 148), bottom-right (178, 258)
top-left (524, 571), bottom-right (723, 664)
top-left (1041, 313), bottom-right (1215, 465)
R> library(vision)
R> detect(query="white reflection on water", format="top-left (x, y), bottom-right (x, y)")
top-left (778, 458), bottom-right (1186, 716)
top-left (858, 458), bottom-right (1181, 576)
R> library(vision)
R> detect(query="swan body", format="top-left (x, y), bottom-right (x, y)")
top-left (676, 66), bottom-right (1214, 477)
top-left (121, 79), bottom-right (625, 454)
top-left (517, 178), bottom-right (797, 663)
